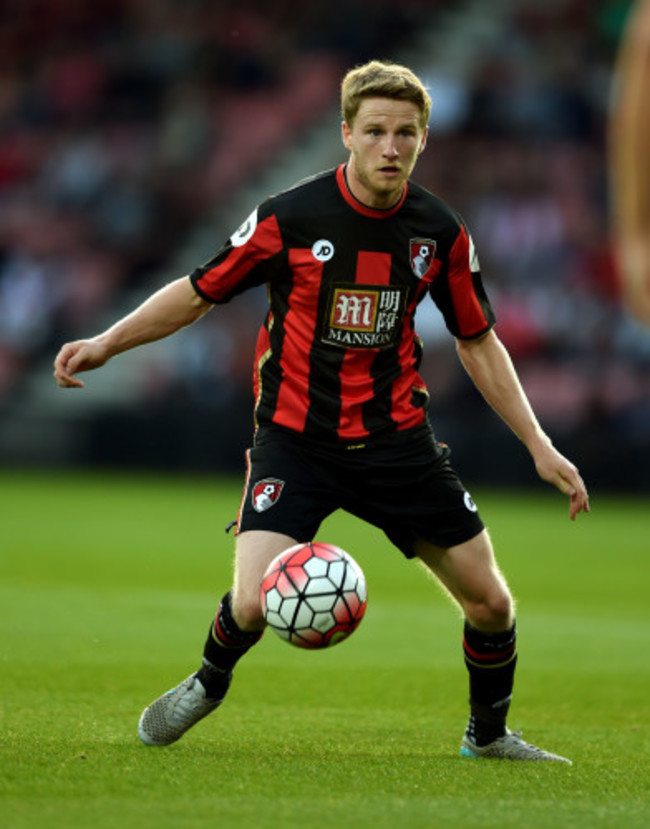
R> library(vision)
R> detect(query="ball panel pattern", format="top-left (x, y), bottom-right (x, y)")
top-left (260, 542), bottom-right (367, 649)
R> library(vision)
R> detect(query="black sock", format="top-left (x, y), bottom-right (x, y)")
top-left (196, 591), bottom-right (263, 698)
top-left (463, 620), bottom-right (517, 746)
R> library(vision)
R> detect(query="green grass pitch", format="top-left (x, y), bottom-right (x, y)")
top-left (1, 470), bottom-right (648, 828)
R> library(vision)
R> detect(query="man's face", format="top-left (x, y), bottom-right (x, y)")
top-left (342, 97), bottom-right (428, 209)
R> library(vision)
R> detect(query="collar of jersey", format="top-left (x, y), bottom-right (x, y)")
top-left (337, 164), bottom-right (408, 218)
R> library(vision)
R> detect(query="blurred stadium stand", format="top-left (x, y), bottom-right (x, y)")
top-left (0, 0), bottom-right (648, 491)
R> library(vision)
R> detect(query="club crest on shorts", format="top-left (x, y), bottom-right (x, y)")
top-left (252, 478), bottom-right (285, 512)
top-left (410, 238), bottom-right (436, 278)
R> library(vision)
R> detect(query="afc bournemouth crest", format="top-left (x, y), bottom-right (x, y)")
top-left (252, 478), bottom-right (285, 512)
top-left (410, 238), bottom-right (436, 278)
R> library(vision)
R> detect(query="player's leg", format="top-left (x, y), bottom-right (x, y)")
top-left (137, 433), bottom-right (334, 746)
top-left (197, 529), bottom-right (297, 687)
top-left (415, 529), bottom-right (517, 742)
top-left (415, 530), bottom-right (570, 763)
top-left (415, 528), bottom-right (513, 629)
top-left (231, 529), bottom-right (299, 629)
top-left (137, 530), bottom-right (295, 747)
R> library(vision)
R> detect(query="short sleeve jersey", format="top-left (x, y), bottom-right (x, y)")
top-left (191, 164), bottom-right (495, 442)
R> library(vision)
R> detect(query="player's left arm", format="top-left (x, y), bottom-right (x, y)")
top-left (456, 329), bottom-right (590, 520)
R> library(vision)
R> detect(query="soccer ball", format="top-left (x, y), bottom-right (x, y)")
top-left (260, 542), bottom-right (368, 649)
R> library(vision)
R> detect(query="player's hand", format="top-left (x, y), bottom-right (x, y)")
top-left (533, 443), bottom-right (590, 521)
top-left (53, 339), bottom-right (110, 388)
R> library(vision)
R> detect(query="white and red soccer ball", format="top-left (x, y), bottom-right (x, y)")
top-left (260, 542), bottom-right (367, 649)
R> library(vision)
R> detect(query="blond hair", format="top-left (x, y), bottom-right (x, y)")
top-left (341, 60), bottom-right (431, 129)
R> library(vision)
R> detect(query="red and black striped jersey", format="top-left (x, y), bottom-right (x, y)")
top-left (190, 164), bottom-right (495, 442)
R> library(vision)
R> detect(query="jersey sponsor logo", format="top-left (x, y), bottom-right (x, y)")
top-left (322, 284), bottom-right (406, 349)
top-left (231, 209), bottom-right (258, 248)
top-left (410, 238), bottom-right (436, 278)
top-left (252, 478), bottom-right (285, 512)
top-left (311, 239), bottom-right (335, 262)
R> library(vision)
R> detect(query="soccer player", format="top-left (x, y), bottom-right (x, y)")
top-left (611, 0), bottom-right (650, 324)
top-left (54, 60), bottom-right (589, 762)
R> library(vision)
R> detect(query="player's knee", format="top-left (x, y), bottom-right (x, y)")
top-left (230, 590), bottom-right (265, 632)
top-left (466, 589), bottom-right (514, 630)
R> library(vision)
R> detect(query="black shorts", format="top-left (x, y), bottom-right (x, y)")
top-left (235, 424), bottom-right (485, 558)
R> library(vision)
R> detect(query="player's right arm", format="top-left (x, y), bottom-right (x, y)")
top-left (53, 276), bottom-right (211, 388)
